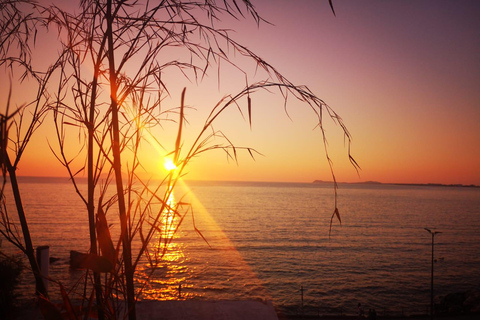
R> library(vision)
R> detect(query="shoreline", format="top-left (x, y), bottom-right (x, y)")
top-left (278, 315), bottom-right (479, 320)
top-left (7, 299), bottom-right (480, 320)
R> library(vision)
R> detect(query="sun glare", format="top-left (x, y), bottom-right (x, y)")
top-left (164, 158), bottom-right (177, 171)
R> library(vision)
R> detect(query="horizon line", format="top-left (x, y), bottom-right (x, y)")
top-left (12, 175), bottom-right (480, 188)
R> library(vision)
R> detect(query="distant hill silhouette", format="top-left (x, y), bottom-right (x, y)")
top-left (313, 180), bottom-right (479, 188)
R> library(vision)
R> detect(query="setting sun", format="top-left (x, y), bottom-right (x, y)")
top-left (164, 158), bottom-right (177, 171)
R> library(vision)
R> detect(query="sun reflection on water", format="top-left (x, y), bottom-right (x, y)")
top-left (156, 189), bottom-right (178, 259)
top-left (136, 180), bottom-right (270, 302)
top-left (136, 186), bottom-right (195, 300)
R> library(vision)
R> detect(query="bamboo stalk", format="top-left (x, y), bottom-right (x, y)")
top-left (4, 154), bottom-right (47, 297)
top-left (106, 1), bottom-right (136, 319)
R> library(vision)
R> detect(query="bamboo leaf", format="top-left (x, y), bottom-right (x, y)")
top-left (349, 154), bottom-right (361, 171)
top-left (194, 226), bottom-right (211, 248)
top-left (38, 295), bottom-right (63, 320)
top-left (60, 284), bottom-right (77, 320)
top-left (329, 207), bottom-right (341, 237)
top-left (334, 207), bottom-right (341, 224)
top-left (63, 121), bottom-right (79, 127)
top-left (219, 47), bottom-right (226, 57)
top-left (174, 88), bottom-right (186, 164)
top-left (329, 0), bottom-right (336, 16)
top-left (232, 0), bottom-right (243, 16)
top-left (247, 148), bottom-right (255, 160)
top-left (247, 95), bottom-right (252, 129)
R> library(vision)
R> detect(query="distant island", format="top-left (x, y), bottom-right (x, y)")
top-left (312, 180), bottom-right (479, 188)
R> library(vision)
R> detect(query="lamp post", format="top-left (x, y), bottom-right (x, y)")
top-left (424, 228), bottom-right (441, 320)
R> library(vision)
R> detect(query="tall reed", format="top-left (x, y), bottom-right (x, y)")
top-left (0, 1), bottom-right (356, 319)
top-left (0, 0), bottom-right (55, 297)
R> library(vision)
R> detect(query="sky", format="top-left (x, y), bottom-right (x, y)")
top-left (2, 0), bottom-right (479, 185)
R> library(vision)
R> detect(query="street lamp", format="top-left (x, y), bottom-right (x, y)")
top-left (424, 228), bottom-right (441, 320)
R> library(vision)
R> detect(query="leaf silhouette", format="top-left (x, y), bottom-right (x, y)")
top-left (38, 295), bottom-right (63, 320)
top-left (329, 207), bottom-right (342, 237)
top-left (174, 88), bottom-right (186, 165)
top-left (248, 95), bottom-right (252, 129)
top-left (329, 0), bottom-right (336, 16)
top-left (60, 284), bottom-right (77, 320)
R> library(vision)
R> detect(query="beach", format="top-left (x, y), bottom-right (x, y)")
top-left (8, 299), bottom-right (480, 320)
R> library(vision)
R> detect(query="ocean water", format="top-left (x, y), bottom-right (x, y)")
top-left (2, 178), bottom-right (480, 316)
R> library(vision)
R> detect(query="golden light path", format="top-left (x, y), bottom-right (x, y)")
top-left (135, 156), bottom-right (269, 301)
top-left (136, 185), bottom-right (188, 300)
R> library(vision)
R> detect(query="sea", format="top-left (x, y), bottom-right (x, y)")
top-left (2, 177), bottom-right (480, 317)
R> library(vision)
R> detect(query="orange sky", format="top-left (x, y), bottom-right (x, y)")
top-left (2, 0), bottom-right (479, 185)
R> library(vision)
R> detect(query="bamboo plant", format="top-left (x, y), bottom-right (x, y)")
top-left (0, 0), bottom-right (60, 299)
top-left (1, 1), bottom-right (357, 319)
